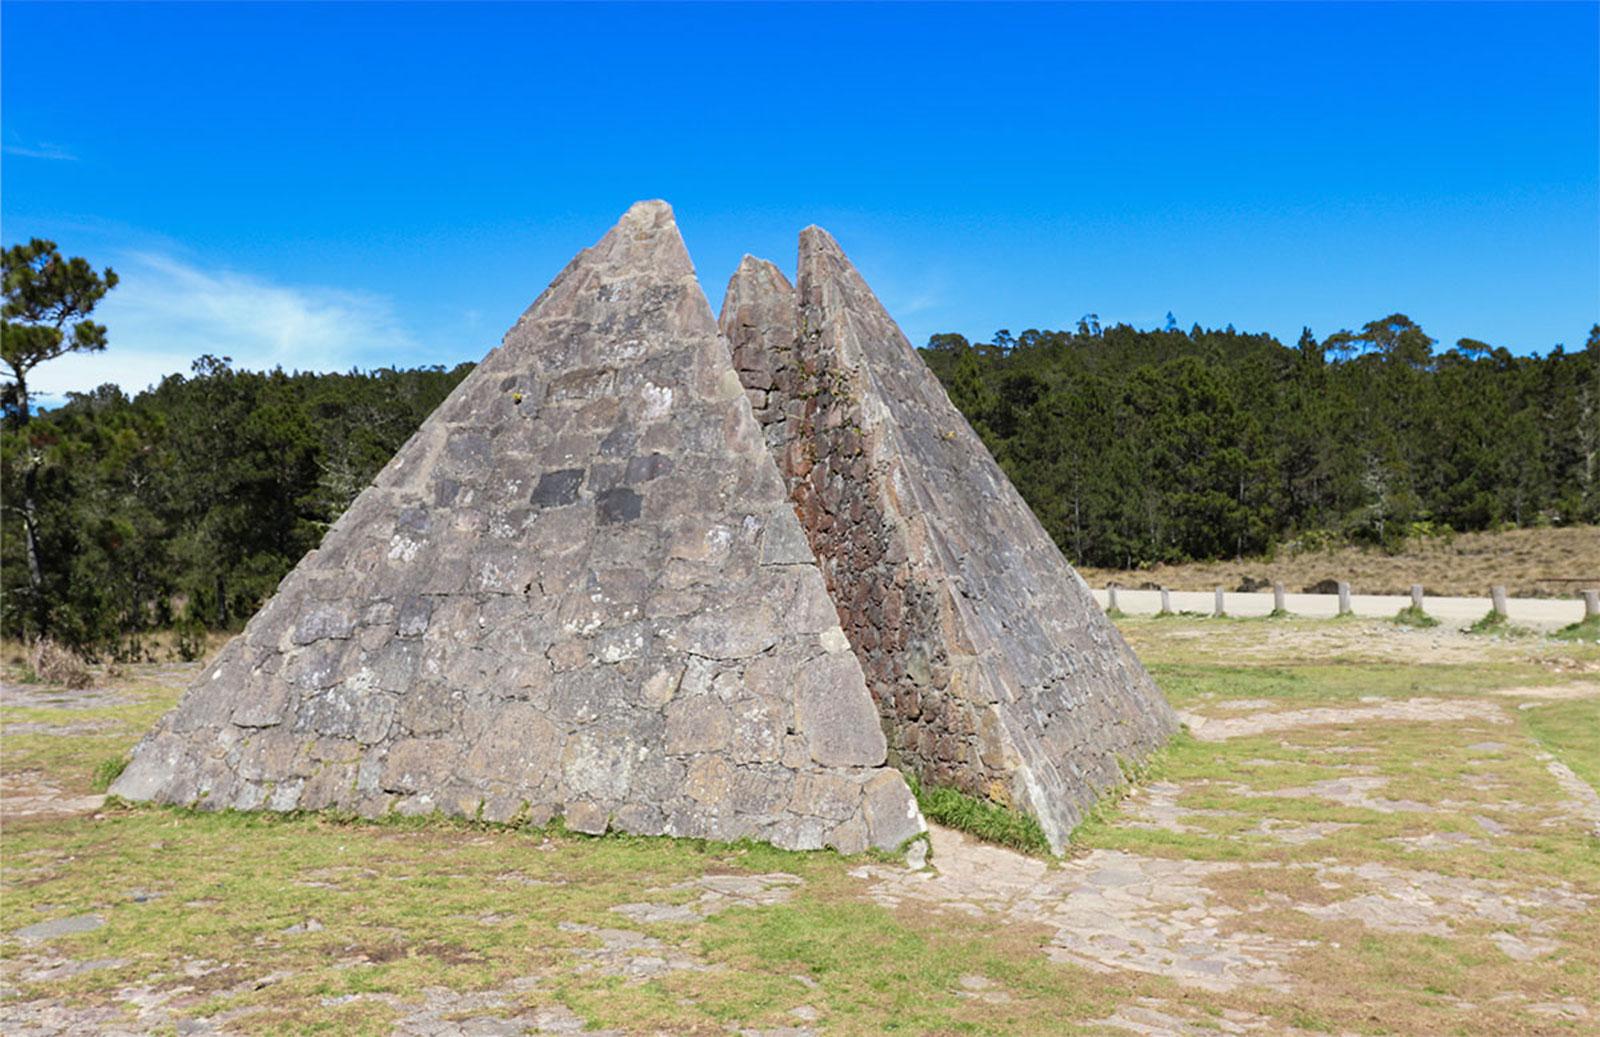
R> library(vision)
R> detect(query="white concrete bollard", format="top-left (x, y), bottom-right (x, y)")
top-left (1337, 581), bottom-right (1352, 616)
top-left (1582, 589), bottom-right (1598, 620)
top-left (1107, 585), bottom-right (1119, 612)
top-left (1214, 587), bottom-right (1225, 617)
top-left (1273, 581), bottom-right (1286, 614)
top-left (1160, 587), bottom-right (1172, 614)
top-left (1491, 585), bottom-right (1508, 618)
top-left (1410, 584), bottom-right (1424, 610)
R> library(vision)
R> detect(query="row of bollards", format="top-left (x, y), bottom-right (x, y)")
top-left (1108, 582), bottom-right (1600, 620)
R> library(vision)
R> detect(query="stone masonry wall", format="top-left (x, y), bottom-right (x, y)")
top-left (722, 257), bottom-right (1004, 799)
top-left (112, 203), bottom-right (924, 855)
top-left (721, 231), bottom-right (1179, 853)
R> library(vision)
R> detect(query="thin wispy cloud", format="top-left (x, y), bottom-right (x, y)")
top-left (29, 252), bottom-right (421, 402)
top-left (4, 139), bottom-right (76, 161)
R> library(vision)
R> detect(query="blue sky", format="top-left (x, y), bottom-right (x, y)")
top-left (3, 2), bottom-right (1596, 401)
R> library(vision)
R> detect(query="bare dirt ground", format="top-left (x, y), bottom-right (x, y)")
top-left (1078, 525), bottom-right (1600, 598)
top-left (2, 618), bottom-right (1597, 1035)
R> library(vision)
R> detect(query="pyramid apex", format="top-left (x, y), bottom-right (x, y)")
top-left (729, 253), bottom-right (791, 288)
top-left (622, 198), bottom-right (676, 221)
top-left (798, 224), bottom-right (843, 255)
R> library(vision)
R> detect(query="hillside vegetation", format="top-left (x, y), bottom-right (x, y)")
top-left (922, 315), bottom-right (1598, 567)
top-left (1077, 526), bottom-right (1600, 598)
top-left (1, 358), bottom-right (471, 654)
top-left (3, 313), bottom-right (1595, 656)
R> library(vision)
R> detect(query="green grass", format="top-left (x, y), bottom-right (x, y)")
top-left (1521, 697), bottom-right (1600, 790)
top-left (905, 774), bottom-right (1052, 856)
top-left (6, 621), bottom-right (1600, 1037)
top-left (1464, 609), bottom-right (1522, 636)
top-left (1392, 604), bottom-right (1439, 628)
top-left (89, 754), bottom-right (127, 792)
top-left (1, 804), bottom-right (1127, 1036)
top-left (1551, 616), bottom-right (1600, 643)
top-left (0, 686), bottom-right (174, 794)
top-left (1146, 659), bottom-right (1557, 710)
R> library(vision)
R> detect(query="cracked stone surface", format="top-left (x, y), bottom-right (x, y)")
top-left (0, 956), bottom-right (286, 1036)
top-left (109, 201), bottom-right (922, 854)
top-left (12, 915), bottom-right (105, 942)
top-left (720, 231), bottom-right (1177, 854)
top-left (1120, 780), bottom-right (1358, 843)
top-left (1259, 776), bottom-right (1431, 814)
top-left (851, 825), bottom-right (1297, 992)
top-left (557, 922), bottom-right (714, 983)
top-left (1, 771), bottom-right (107, 818)
top-left (1180, 697), bottom-right (1507, 741)
top-left (1094, 998), bottom-right (1320, 1035)
top-left (1542, 755), bottom-right (1600, 836)
top-left (1294, 861), bottom-right (1593, 940)
top-left (611, 871), bottom-right (801, 924)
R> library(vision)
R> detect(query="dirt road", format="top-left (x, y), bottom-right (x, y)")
top-left (1092, 588), bottom-right (1590, 630)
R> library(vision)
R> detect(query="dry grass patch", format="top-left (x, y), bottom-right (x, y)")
top-left (1079, 524), bottom-right (1600, 598)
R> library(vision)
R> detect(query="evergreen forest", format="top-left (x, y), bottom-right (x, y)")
top-left (2, 307), bottom-right (1595, 656)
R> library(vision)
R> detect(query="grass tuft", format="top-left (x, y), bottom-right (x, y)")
top-left (1551, 616), bottom-right (1600, 643)
top-left (1463, 610), bottom-right (1535, 638)
top-left (90, 754), bottom-right (129, 792)
top-left (1393, 605), bottom-right (1439, 628)
top-left (905, 773), bottom-right (1052, 856)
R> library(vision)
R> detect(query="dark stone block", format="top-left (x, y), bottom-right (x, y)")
top-left (596, 487), bottom-right (642, 525)
top-left (624, 452), bottom-right (674, 484)
top-left (531, 468), bottom-right (584, 508)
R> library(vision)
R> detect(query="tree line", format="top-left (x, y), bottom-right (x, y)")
top-left (3, 241), bottom-right (1596, 655)
top-left (922, 316), bottom-right (1599, 569)
top-left (1, 356), bottom-right (469, 656)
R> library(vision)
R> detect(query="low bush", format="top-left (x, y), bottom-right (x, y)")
top-left (29, 638), bottom-right (93, 688)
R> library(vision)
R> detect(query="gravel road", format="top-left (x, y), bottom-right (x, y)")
top-left (1091, 588), bottom-right (1592, 631)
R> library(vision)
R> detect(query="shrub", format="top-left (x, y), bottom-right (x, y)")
top-left (29, 638), bottom-right (92, 688)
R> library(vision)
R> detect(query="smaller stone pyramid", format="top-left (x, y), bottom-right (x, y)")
top-left (721, 228), bottom-right (1178, 853)
top-left (113, 202), bottom-right (923, 854)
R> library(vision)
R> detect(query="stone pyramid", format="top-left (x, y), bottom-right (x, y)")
top-left (113, 202), bottom-right (924, 854)
top-left (719, 227), bottom-right (1178, 853)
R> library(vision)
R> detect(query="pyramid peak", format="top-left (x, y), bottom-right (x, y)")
top-left (729, 254), bottom-right (792, 290)
top-left (621, 198), bottom-right (675, 222)
top-left (798, 224), bottom-right (843, 254)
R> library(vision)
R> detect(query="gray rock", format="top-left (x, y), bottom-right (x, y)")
top-left (719, 229), bottom-right (1178, 854)
top-left (13, 914), bottom-right (104, 942)
top-left (110, 200), bottom-right (922, 853)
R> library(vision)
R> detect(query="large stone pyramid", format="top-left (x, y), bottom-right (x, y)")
top-left (113, 202), bottom-right (924, 854)
top-left (720, 227), bottom-right (1178, 852)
